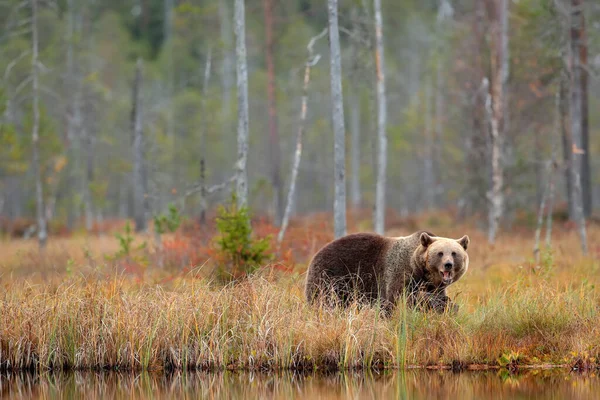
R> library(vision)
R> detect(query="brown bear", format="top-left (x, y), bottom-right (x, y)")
top-left (304, 231), bottom-right (470, 313)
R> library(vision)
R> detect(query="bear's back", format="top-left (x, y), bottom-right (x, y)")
top-left (305, 233), bottom-right (390, 304)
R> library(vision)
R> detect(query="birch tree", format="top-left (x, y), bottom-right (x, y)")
top-left (234, 0), bottom-right (249, 208)
top-left (373, 0), bottom-right (387, 235)
top-left (31, 0), bottom-right (47, 248)
top-left (278, 29), bottom-right (327, 245)
top-left (327, 0), bottom-right (346, 238)
top-left (132, 59), bottom-right (147, 232)
top-left (486, 0), bottom-right (509, 244)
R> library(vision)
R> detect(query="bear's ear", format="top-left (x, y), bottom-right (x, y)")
top-left (457, 235), bottom-right (470, 250)
top-left (420, 232), bottom-right (435, 248)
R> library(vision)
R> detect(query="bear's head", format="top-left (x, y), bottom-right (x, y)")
top-left (418, 232), bottom-right (470, 287)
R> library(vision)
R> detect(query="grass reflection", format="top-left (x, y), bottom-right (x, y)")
top-left (1, 369), bottom-right (599, 399)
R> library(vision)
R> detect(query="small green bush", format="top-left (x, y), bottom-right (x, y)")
top-left (153, 204), bottom-right (182, 235)
top-left (107, 221), bottom-right (147, 264)
top-left (214, 193), bottom-right (272, 281)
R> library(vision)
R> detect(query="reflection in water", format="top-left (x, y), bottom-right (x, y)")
top-left (1, 369), bottom-right (599, 399)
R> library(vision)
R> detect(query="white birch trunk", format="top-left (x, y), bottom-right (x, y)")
top-left (278, 29), bottom-right (327, 245)
top-left (486, 0), bottom-right (509, 244)
top-left (327, 0), bottom-right (347, 238)
top-left (31, 0), bottom-right (47, 249)
top-left (373, 0), bottom-right (387, 235)
top-left (486, 77), bottom-right (503, 244)
top-left (234, 0), bottom-right (249, 208)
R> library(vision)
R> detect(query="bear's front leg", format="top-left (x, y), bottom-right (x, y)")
top-left (425, 289), bottom-right (458, 314)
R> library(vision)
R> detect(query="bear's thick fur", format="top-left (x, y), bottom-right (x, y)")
top-left (304, 231), bottom-right (470, 313)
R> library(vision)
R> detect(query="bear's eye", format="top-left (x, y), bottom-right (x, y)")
top-left (437, 252), bottom-right (443, 257)
top-left (451, 251), bottom-right (456, 256)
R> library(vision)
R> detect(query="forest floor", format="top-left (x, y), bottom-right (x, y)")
top-left (1, 210), bottom-right (600, 372)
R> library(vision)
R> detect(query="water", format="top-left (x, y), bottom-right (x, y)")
top-left (1, 369), bottom-right (598, 399)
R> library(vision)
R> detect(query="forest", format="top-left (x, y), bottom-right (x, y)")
top-left (0, 0), bottom-right (597, 244)
top-left (1, 0), bottom-right (600, 375)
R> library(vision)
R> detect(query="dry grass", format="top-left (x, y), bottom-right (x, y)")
top-left (1, 213), bottom-right (600, 372)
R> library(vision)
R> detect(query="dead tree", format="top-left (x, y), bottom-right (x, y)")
top-left (31, 0), bottom-right (47, 249)
top-left (199, 47), bottom-right (212, 225)
top-left (544, 93), bottom-right (560, 249)
top-left (486, 0), bottom-right (510, 244)
top-left (373, 0), bottom-right (387, 235)
top-left (234, 0), bottom-right (249, 208)
top-left (327, 0), bottom-right (347, 238)
top-left (132, 59), bottom-right (147, 232)
top-left (423, 81), bottom-right (434, 211)
top-left (278, 29), bottom-right (327, 245)
top-left (567, 0), bottom-right (588, 254)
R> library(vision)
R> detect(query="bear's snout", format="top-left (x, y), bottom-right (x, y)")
top-left (444, 262), bottom-right (453, 270)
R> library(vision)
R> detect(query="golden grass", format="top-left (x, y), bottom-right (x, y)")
top-left (1, 220), bottom-right (600, 372)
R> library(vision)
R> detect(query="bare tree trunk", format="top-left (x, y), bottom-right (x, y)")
top-left (200, 47), bottom-right (212, 225)
top-left (534, 125), bottom-right (543, 206)
top-left (164, 0), bottom-right (174, 139)
top-left (132, 59), bottom-right (147, 232)
top-left (31, 0), bottom-right (47, 249)
top-left (545, 92), bottom-right (560, 248)
top-left (373, 0), bottom-right (387, 235)
top-left (349, 7), bottom-right (362, 210)
top-left (278, 29), bottom-right (327, 245)
top-left (423, 81), bottom-right (434, 211)
top-left (568, 0), bottom-right (588, 254)
top-left (65, 0), bottom-right (79, 230)
top-left (82, 124), bottom-right (94, 232)
top-left (433, 61), bottom-right (444, 205)
top-left (234, 0), bottom-right (249, 208)
top-left (533, 160), bottom-right (551, 262)
top-left (219, 0), bottom-right (234, 118)
top-left (573, 0), bottom-right (591, 217)
top-left (350, 93), bottom-right (361, 209)
top-left (560, 75), bottom-right (574, 216)
top-left (262, 0), bottom-right (283, 224)
top-left (328, 0), bottom-right (347, 238)
top-left (434, 0), bottom-right (453, 208)
top-left (486, 0), bottom-right (509, 244)
top-left (80, 6), bottom-right (95, 232)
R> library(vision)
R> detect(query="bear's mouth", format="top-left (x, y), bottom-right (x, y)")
top-left (440, 271), bottom-right (453, 284)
